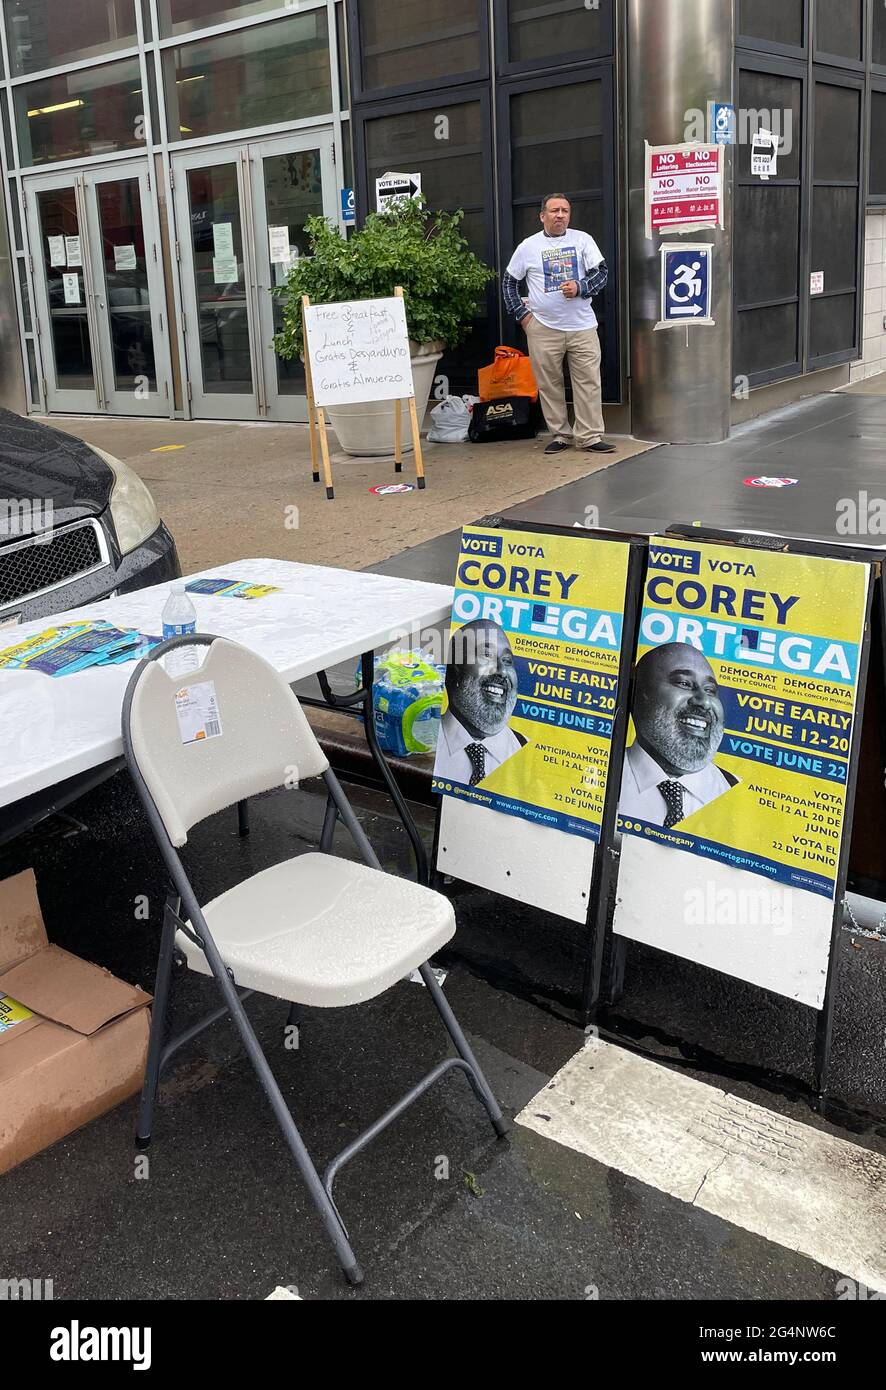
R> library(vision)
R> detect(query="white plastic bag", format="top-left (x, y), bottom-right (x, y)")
top-left (427, 395), bottom-right (477, 444)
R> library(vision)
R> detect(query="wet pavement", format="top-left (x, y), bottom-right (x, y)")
top-left (2, 388), bottom-right (885, 1300)
top-left (0, 771), bottom-right (865, 1300)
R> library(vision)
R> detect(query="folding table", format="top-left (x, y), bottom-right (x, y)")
top-left (0, 558), bottom-right (452, 881)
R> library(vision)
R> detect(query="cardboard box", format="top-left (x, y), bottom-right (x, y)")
top-left (0, 868), bottom-right (151, 1176)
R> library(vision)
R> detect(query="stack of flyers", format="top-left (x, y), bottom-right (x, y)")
top-left (0, 620), bottom-right (161, 677)
top-left (185, 577), bottom-right (281, 600)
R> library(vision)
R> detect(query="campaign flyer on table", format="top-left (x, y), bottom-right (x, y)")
top-left (616, 536), bottom-right (869, 900)
top-left (432, 525), bottom-right (631, 841)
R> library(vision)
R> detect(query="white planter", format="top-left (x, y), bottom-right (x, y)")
top-left (327, 341), bottom-right (443, 457)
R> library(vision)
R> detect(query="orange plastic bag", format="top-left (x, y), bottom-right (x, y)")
top-left (478, 346), bottom-right (538, 403)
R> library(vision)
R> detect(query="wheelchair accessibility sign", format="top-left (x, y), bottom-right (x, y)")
top-left (656, 244), bottom-right (714, 330)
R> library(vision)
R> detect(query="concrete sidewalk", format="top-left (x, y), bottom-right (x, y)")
top-left (41, 414), bottom-right (653, 575)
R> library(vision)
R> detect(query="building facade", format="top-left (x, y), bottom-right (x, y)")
top-left (0, 0), bottom-right (882, 433)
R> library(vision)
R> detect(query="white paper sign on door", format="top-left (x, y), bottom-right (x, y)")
top-left (268, 225), bottom-right (291, 264)
top-left (114, 243), bottom-right (137, 270)
top-left (751, 130), bottom-right (778, 179)
top-left (212, 255), bottom-right (238, 284)
top-left (62, 273), bottom-right (80, 304)
top-left (47, 235), bottom-right (66, 267)
top-left (212, 223), bottom-right (234, 258)
top-left (64, 235), bottom-right (82, 267)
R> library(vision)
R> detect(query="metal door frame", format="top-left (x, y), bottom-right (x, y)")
top-left (249, 127), bottom-right (336, 423)
top-left (83, 160), bottom-right (170, 417)
top-left (24, 168), bottom-right (106, 414)
top-left (170, 141), bottom-right (255, 421)
top-left (24, 158), bottom-right (169, 416)
top-left (172, 128), bottom-right (336, 421)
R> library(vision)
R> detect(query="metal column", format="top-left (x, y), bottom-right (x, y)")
top-left (627, 0), bottom-right (735, 444)
top-left (0, 185), bottom-right (26, 414)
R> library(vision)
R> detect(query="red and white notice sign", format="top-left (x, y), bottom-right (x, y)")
top-left (645, 143), bottom-right (724, 238)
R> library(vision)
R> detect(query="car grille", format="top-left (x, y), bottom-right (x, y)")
top-left (0, 521), bottom-right (104, 609)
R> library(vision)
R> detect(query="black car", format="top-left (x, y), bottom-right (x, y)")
top-left (0, 410), bottom-right (180, 628)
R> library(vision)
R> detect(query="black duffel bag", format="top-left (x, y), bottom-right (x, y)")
top-left (468, 395), bottom-right (539, 443)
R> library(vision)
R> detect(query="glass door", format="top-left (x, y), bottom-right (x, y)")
top-left (251, 130), bottom-right (336, 422)
top-left (172, 130), bottom-right (336, 421)
top-left (172, 146), bottom-right (256, 421)
top-left (25, 162), bottom-right (169, 416)
top-left (85, 165), bottom-right (169, 416)
top-left (28, 177), bottom-right (98, 413)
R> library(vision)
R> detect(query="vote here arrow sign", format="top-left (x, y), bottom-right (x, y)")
top-left (376, 171), bottom-right (423, 212)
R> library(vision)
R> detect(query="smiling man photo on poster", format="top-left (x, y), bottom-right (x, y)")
top-left (434, 618), bottom-right (527, 787)
top-left (618, 642), bottom-right (739, 829)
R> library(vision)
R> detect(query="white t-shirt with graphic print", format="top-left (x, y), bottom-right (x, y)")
top-left (506, 229), bottom-right (604, 331)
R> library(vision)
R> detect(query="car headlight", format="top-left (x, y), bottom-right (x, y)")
top-left (90, 446), bottom-right (161, 555)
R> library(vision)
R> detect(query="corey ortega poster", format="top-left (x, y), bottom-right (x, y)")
top-left (432, 526), bottom-right (631, 841)
top-left (617, 537), bottom-right (870, 900)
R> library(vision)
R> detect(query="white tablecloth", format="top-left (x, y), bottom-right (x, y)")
top-left (0, 558), bottom-right (452, 809)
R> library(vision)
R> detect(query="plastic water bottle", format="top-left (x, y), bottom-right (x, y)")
top-left (161, 581), bottom-right (198, 678)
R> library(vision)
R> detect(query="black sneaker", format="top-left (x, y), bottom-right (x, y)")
top-left (544, 438), bottom-right (570, 455)
top-left (584, 440), bottom-right (616, 453)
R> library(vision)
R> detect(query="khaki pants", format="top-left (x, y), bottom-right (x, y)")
top-left (524, 319), bottom-right (604, 447)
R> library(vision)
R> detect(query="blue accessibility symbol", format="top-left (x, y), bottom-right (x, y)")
top-left (660, 246), bottom-right (713, 327)
top-left (711, 102), bottom-right (736, 145)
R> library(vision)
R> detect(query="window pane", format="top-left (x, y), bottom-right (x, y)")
top-left (26, 338), bottom-right (39, 405)
top-left (810, 292), bottom-right (856, 358)
top-left (159, 0), bottom-right (290, 39)
top-left (164, 13), bottom-right (331, 141)
top-left (142, 55), bottom-right (160, 146)
top-left (358, 0), bottom-right (480, 91)
top-left (4, 0), bottom-right (136, 78)
top-left (364, 101), bottom-right (484, 218)
top-left (876, 4), bottom-right (886, 67)
top-left (263, 147), bottom-right (324, 395)
top-left (511, 82), bottom-right (603, 202)
top-left (735, 186), bottom-right (800, 305)
top-left (186, 163), bottom-right (253, 394)
top-left (871, 92), bottom-right (886, 197)
top-left (1, 95), bottom-right (16, 171)
top-left (17, 257), bottom-right (31, 332)
top-left (336, 1), bottom-right (350, 110)
top-left (736, 303), bottom-right (799, 376)
top-left (7, 173), bottom-right (22, 247)
top-left (341, 119), bottom-right (353, 192)
top-left (811, 187), bottom-right (859, 293)
top-left (507, 0), bottom-right (610, 65)
top-left (16, 58), bottom-right (144, 167)
top-left (36, 186), bottom-right (94, 390)
top-left (737, 69), bottom-right (802, 181)
top-left (96, 178), bottom-right (157, 394)
top-left (814, 83), bottom-right (860, 184)
top-left (738, 0), bottom-right (804, 47)
top-left (815, 0), bottom-right (861, 61)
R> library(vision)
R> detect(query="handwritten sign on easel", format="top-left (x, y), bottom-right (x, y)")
top-left (301, 289), bottom-right (426, 500)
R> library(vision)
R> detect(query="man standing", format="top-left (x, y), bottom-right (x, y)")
top-left (502, 194), bottom-right (613, 456)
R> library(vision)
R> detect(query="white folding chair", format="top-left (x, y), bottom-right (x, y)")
top-left (121, 633), bottom-right (506, 1285)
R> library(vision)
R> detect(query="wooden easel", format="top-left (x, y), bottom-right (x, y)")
top-left (301, 293), bottom-right (334, 499)
top-left (301, 286), bottom-right (426, 501)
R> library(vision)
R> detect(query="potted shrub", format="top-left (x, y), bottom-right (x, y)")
top-left (273, 198), bottom-right (494, 456)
